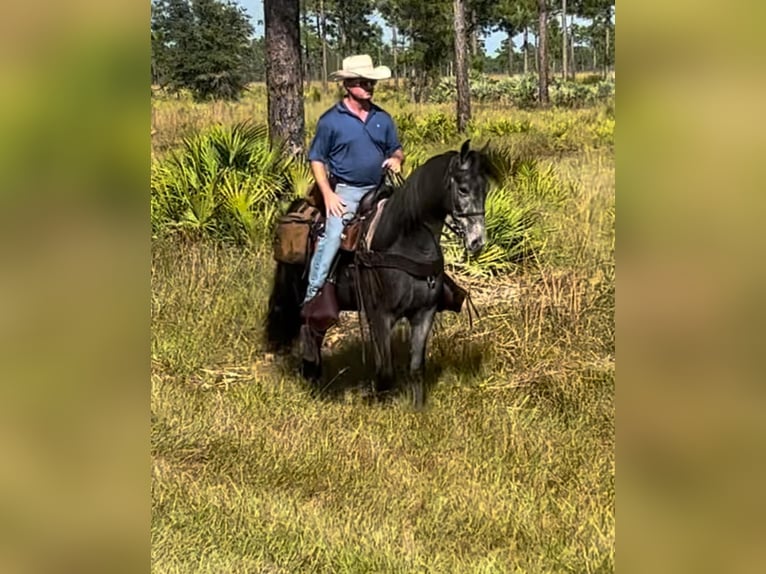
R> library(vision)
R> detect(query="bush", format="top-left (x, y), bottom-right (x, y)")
top-left (578, 73), bottom-right (603, 85)
top-left (550, 80), bottom-right (593, 108)
top-left (509, 74), bottom-right (540, 109)
top-left (471, 118), bottom-right (532, 137)
top-left (305, 86), bottom-right (322, 102)
top-left (151, 121), bottom-right (307, 245)
top-left (394, 111), bottom-right (457, 145)
top-left (427, 73), bottom-right (615, 110)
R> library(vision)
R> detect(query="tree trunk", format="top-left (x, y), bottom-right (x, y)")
top-left (523, 29), bottom-right (529, 74)
top-left (569, 14), bottom-right (576, 79)
top-left (605, 10), bottom-right (610, 78)
top-left (392, 26), bottom-right (398, 89)
top-left (470, 8), bottom-right (478, 58)
top-left (453, 0), bottom-right (470, 132)
top-left (265, 0), bottom-right (305, 156)
top-left (592, 21), bottom-right (597, 71)
top-left (319, 0), bottom-right (327, 91)
top-left (562, 0), bottom-right (568, 79)
top-left (301, 0), bottom-right (309, 87)
top-left (407, 19), bottom-right (414, 99)
top-left (592, 44), bottom-right (596, 71)
top-left (537, 0), bottom-right (549, 105)
top-left (507, 30), bottom-right (513, 76)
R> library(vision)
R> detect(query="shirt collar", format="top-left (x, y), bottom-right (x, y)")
top-left (335, 100), bottom-right (379, 118)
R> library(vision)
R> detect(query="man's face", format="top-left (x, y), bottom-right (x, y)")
top-left (345, 78), bottom-right (377, 100)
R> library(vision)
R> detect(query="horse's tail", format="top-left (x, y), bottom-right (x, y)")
top-left (265, 260), bottom-right (306, 352)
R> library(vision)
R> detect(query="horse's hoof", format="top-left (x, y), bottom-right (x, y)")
top-left (301, 360), bottom-right (322, 382)
top-left (370, 386), bottom-right (395, 405)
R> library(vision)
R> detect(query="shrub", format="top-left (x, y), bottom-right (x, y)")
top-left (151, 121), bottom-right (305, 245)
top-left (306, 86), bottom-right (322, 102)
top-left (509, 74), bottom-right (540, 109)
top-left (550, 80), bottom-right (593, 108)
top-left (394, 111), bottom-right (457, 145)
top-left (578, 73), bottom-right (603, 85)
top-left (427, 73), bottom-right (615, 110)
top-left (472, 118), bottom-right (532, 137)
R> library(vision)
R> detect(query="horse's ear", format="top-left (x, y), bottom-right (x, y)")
top-left (459, 139), bottom-right (471, 163)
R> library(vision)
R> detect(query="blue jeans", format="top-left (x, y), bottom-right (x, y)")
top-left (304, 183), bottom-right (376, 303)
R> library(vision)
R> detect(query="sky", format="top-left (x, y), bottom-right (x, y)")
top-left (234, 0), bottom-right (509, 57)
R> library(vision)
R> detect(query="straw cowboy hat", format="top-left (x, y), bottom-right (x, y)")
top-left (329, 54), bottom-right (391, 81)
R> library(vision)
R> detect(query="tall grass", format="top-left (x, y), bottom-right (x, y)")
top-left (151, 86), bottom-right (614, 572)
top-left (152, 243), bottom-right (614, 572)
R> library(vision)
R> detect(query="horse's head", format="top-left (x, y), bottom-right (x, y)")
top-left (448, 140), bottom-right (492, 255)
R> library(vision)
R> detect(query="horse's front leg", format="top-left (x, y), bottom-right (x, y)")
top-left (369, 313), bottom-right (395, 396)
top-left (408, 307), bottom-right (437, 409)
top-left (300, 324), bottom-right (325, 385)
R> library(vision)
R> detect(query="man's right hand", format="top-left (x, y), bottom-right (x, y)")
top-left (323, 190), bottom-right (346, 218)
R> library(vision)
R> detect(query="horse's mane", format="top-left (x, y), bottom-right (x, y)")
top-left (372, 148), bottom-right (496, 250)
top-left (372, 152), bottom-right (455, 249)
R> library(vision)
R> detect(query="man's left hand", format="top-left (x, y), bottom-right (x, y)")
top-left (382, 156), bottom-right (402, 174)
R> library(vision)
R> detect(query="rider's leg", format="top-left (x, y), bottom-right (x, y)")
top-left (303, 183), bottom-right (375, 303)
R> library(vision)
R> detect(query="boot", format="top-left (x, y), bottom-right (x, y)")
top-left (301, 283), bottom-right (340, 331)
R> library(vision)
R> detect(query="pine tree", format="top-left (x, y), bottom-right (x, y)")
top-left (151, 0), bottom-right (254, 101)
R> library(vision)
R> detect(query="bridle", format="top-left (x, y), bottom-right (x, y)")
top-left (443, 172), bottom-right (486, 239)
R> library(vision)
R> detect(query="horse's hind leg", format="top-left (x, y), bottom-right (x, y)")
top-left (369, 313), bottom-right (395, 396)
top-left (408, 307), bottom-right (437, 410)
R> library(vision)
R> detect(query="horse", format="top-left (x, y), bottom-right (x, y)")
top-left (265, 140), bottom-right (496, 408)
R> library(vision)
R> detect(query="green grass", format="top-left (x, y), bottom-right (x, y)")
top-left (151, 367), bottom-right (613, 572)
top-left (151, 92), bottom-right (614, 572)
top-left (151, 226), bottom-right (613, 573)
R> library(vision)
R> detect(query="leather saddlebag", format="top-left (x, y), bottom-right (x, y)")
top-left (273, 200), bottom-right (321, 265)
top-left (438, 273), bottom-right (468, 313)
top-left (340, 220), bottom-right (362, 252)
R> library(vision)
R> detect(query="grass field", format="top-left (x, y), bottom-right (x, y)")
top-left (151, 86), bottom-right (614, 572)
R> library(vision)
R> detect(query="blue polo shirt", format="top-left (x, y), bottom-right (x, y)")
top-left (308, 101), bottom-right (402, 187)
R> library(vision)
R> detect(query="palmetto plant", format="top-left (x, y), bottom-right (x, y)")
top-left (443, 147), bottom-right (567, 276)
top-left (151, 121), bottom-right (296, 244)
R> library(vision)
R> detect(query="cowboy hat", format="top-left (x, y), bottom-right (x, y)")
top-left (329, 54), bottom-right (391, 81)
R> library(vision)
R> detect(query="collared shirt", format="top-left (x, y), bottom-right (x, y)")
top-left (308, 101), bottom-right (402, 187)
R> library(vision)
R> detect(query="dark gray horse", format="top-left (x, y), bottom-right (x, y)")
top-left (266, 140), bottom-right (496, 408)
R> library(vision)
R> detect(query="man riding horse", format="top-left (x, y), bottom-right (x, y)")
top-left (267, 55), bottom-right (493, 408)
top-left (302, 54), bottom-right (405, 317)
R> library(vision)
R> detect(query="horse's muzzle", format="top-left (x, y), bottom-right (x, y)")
top-left (466, 236), bottom-right (485, 254)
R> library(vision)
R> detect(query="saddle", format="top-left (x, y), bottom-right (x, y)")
top-left (339, 184), bottom-right (393, 252)
top-left (273, 180), bottom-right (391, 266)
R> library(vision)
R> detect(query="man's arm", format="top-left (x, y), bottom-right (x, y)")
top-left (308, 117), bottom-right (346, 217)
top-left (310, 161), bottom-right (345, 217)
top-left (382, 116), bottom-right (405, 173)
top-left (382, 147), bottom-right (404, 173)
top-left (310, 160), bottom-right (333, 198)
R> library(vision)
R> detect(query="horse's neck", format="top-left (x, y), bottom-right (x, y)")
top-left (423, 220), bottom-right (445, 246)
top-left (371, 159), bottom-right (452, 251)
